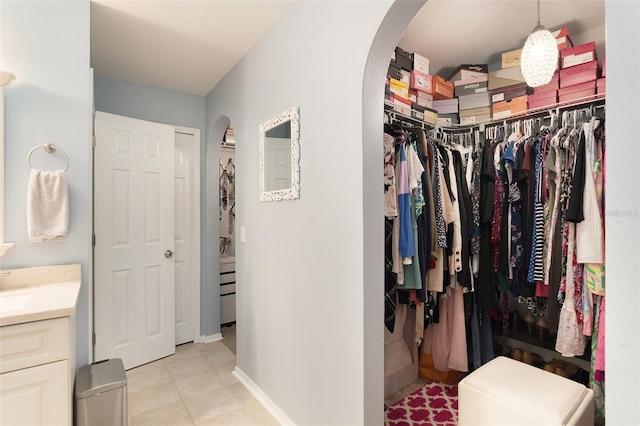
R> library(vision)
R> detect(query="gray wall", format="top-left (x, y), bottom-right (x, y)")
top-left (204, 2), bottom-right (395, 423)
top-left (604, 1), bottom-right (640, 423)
top-left (1, 1), bottom-right (93, 368)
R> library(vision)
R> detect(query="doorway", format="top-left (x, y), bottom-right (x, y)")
top-left (93, 112), bottom-right (201, 369)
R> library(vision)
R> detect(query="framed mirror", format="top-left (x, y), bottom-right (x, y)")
top-left (259, 106), bottom-right (300, 202)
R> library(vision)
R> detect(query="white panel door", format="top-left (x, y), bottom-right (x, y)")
top-left (94, 111), bottom-right (176, 370)
top-left (174, 132), bottom-right (194, 345)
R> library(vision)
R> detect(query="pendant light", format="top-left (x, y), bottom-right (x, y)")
top-left (520, 0), bottom-right (558, 87)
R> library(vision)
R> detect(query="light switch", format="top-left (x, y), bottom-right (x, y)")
top-left (240, 226), bottom-right (246, 243)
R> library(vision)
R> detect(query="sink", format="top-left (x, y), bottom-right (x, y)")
top-left (0, 293), bottom-right (33, 313)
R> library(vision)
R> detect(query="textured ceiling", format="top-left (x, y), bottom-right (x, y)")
top-left (90, 0), bottom-right (606, 97)
top-left (399, 0), bottom-right (606, 79)
top-left (91, 0), bottom-right (297, 96)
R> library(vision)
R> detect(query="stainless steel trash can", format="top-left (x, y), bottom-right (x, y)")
top-left (75, 358), bottom-right (127, 426)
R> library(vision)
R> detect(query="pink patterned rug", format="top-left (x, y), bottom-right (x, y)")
top-left (385, 382), bottom-right (458, 426)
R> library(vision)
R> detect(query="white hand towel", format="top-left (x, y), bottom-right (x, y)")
top-left (27, 169), bottom-right (69, 242)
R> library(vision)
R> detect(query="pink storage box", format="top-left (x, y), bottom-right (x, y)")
top-left (597, 78), bottom-right (606, 95)
top-left (533, 72), bottom-right (559, 94)
top-left (528, 90), bottom-right (558, 110)
top-left (560, 60), bottom-right (599, 88)
top-left (558, 80), bottom-right (596, 103)
top-left (410, 70), bottom-right (433, 94)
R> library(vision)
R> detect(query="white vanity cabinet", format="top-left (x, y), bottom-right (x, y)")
top-left (0, 316), bottom-right (75, 426)
top-left (0, 265), bottom-right (81, 426)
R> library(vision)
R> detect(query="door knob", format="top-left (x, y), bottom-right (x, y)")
top-left (164, 250), bottom-right (174, 259)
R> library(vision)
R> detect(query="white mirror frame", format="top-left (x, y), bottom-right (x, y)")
top-left (259, 106), bottom-right (300, 202)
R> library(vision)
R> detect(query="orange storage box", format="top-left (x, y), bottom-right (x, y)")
top-left (432, 76), bottom-right (454, 100)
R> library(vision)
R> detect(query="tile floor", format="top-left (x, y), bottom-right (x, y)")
top-left (125, 325), bottom-right (276, 425)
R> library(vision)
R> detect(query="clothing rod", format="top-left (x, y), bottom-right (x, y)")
top-left (384, 94), bottom-right (605, 133)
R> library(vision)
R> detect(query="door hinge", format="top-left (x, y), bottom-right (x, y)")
top-left (92, 134), bottom-right (96, 148)
top-left (92, 332), bottom-right (96, 346)
top-left (92, 234), bottom-right (96, 247)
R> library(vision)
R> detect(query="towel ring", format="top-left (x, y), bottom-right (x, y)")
top-left (27, 143), bottom-right (69, 172)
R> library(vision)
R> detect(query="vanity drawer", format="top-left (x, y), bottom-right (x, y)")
top-left (0, 317), bottom-right (68, 374)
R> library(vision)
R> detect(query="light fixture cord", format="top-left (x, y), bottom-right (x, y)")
top-left (537, 0), bottom-right (541, 25)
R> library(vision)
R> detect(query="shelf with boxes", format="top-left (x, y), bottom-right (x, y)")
top-left (387, 27), bottom-right (605, 130)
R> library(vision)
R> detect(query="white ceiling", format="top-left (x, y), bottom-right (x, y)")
top-left (90, 0), bottom-right (606, 97)
top-left (90, 0), bottom-right (297, 96)
top-left (399, 0), bottom-right (606, 78)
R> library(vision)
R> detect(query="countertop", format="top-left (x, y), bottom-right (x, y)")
top-left (0, 264), bottom-right (81, 327)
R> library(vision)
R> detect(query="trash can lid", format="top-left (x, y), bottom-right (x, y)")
top-left (75, 358), bottom-right (127, 399)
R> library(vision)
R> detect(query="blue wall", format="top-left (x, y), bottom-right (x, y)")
top-left (1, 0), bottom-right (93, 368)
top-left (93, 75), bottom-right (210, 335)
top-left (94, 75), bottom-right (206, 132)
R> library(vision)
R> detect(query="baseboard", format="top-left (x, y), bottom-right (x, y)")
top-left (233, 367), bottom-right (295, 425)
top-left (200, 333), bottom-right (223, 344)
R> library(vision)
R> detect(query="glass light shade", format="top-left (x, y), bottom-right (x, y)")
top-left (520, 25), bottom-right (559, 87)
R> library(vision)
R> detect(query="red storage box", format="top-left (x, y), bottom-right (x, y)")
top-left (552, 27), bottom-right (573, 51)
top-left (432, 76), bottom-right (454, 100)
top-left (561, 41), bottom-right (596, 69)
top-left (602, 57), bottom-right (606, 77)
top-left (560, 60), bottom-right (599, 88)
top-left (528, 90), bottom-right (558, 110)
top-left (533, 72), bottom-right (559, 94)
top-left (558, 81), bottom-right (596, 103)
top-left (597, 78), bottom-right (606, 95)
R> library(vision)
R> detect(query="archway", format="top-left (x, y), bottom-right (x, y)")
top-left (204, 115), bottom-right (231, 339)
top-left (361, 1), bottom-right (427, 423)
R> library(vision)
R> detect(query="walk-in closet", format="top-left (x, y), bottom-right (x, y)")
top-left (382, 2), bottom-right (606, 424)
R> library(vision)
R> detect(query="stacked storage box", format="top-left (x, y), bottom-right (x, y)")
top-left (489, 48), bottom-right (529, 118)
top-left (558, 41), bottom-right (599, 103)
top-left (450, 64), bottom-right (490, 125)
top-left (528, 28), bottom-right (576, 109)
top-left (387, 47), bottom-right (440, 125)
top-left (387, 47), bottom-right (413, 116)
top-left (597, 57), bottom-right (606, 95)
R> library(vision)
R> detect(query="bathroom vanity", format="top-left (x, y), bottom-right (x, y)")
top-left (0, 264), bottom-right (81, 425)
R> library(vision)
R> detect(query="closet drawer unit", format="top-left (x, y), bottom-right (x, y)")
top-left (220, 262), bottom-right (235, 274)
top-left (0, 317), bottom-right (68, 374)
top-left (220, 294), bottom-right (236, 325)
top-left (220, 283), bottom-right (236, 297)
